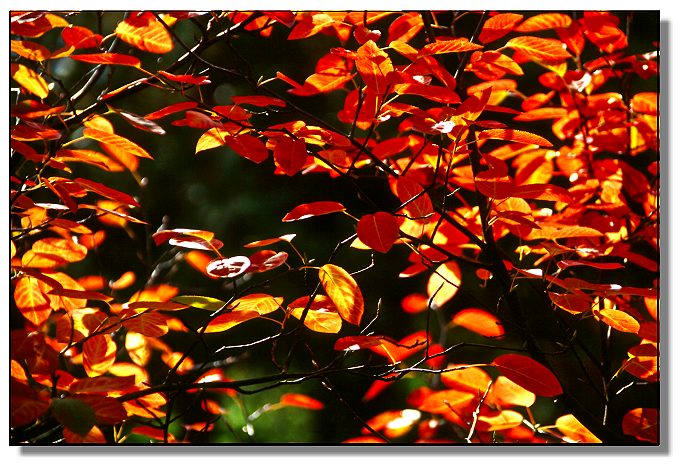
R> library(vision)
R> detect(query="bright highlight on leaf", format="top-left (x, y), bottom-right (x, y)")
top-left (318, 264), bottom-right (364, 326)
top-left (451, 308), bottom-right (504, 338)
top-left (282, 201), bottom-right (346, 222)
top-left (206, 256), bottom-right (251, 279)
top-left (115, 12), bottom-right (174, 54)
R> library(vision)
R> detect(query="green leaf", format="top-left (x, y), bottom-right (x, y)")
top-left (173, 295), bottom-right (226, 311)
top-left (51, 398), bottom-right (96, 436)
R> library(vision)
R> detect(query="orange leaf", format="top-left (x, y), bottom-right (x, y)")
top-left (427, 261), bottom-right (461, 308)
top-left (115, 12), bottom-right (173, 54)
top-left (393, 174), bottom-right (433, 223)
top-left (318, 264), bottom-right (364, 326)
top-left (357, 212), bottom-right (400, 253)
top-left (70, 52), bottom-right (141, 67)
top-left (515, 13), bottom-right (573, 32)
top-left (387, 12), bottom-right (423, 43)
top-left (83, 128), bottom-right (153, 159)
top-left (441, 365), bottom-right (492, 394)
top-left (203, 310), bottom-right (260, 333)
top-left (478, 13), bottom-right (524, 44)
top-left (491, 353), bottom-right (562, 397)
top-left (145, 101), bottom-right (198, 120)
top-left (63, 425), bottom-right (106, 444)
top-left (206, 256), bottom-right (251, 279)
top-left (14, 275), bottom-right (52, 325)
top-left (274, 137), bottom-right (308, 176)
top-left (594, 308), bottom-right (640, 334)
top-left (83, 334), bottom-right (117, 377)
top-left (230, 293), bottom-right (283, 315)
top-left (282, 201), bottom-right (346, 222)
top-left (279, 393), bottom-right (324, 410)
top-left (451, 308), bottom-right (504, 338)
top-left (504, 36), bottom-right (572, 62)
top-left (419, 38), bottom-right (482, 56)
top-left (124, 312), bottom-right (169, 337)
top-left (477, 128), bottom-right (552, 147)
top-left (622, 408), bottom-right (658, 443)
top-left (74, 177), bottom-right (140, 207)
top-left (369, 332), bottom-right (429, 364)
top-left (61, 25), bottom-right (103, 49)
top-left (232, 95), bottom-right (287, 108)
top-left (11, 40), bottom-right (51, 61)
top-left (158, 70), bottom-right (209, 85)
top-left (548, 291), bottom-right (593, 314)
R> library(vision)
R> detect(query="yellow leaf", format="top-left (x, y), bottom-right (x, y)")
top-left (427, 261), bottom-right (461, 308)
top-left (11, 63), bottom-right (49, 98)
top-left (318, 264), bottom-right (364, 326)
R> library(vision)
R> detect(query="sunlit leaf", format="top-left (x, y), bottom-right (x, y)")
top-left (83, 334), bottom-right (117, 377)
top-left (232, 95), bottom-right (287, 108)
top-left (318, 264), bottom-right (364, 326)
top-left (489, 375), bottom-right (536, 408)
top-left (225, 134), bottom-right (269, 163)
top-left (419, 38), bottom-right (482, 56)
top-left (11, 40), bottom-right (51, 61)
top-left (451, 308), bottom-right (504, 338)
top-left (289, 295), bottom-right (342, 334)
top-left (83, 128), bottom-right (153, 159)
top-left (14, 276), bottom-right (52, 325)
top-left (515, 13), bottom-right (572, 32)
top-left (594, 308), bottom-right (640, 334)
top-left (203, 310), bottom-right (260, 333)
top-left (274, 137), bottom-right (308, 176)
top-left (70, 52), bottom-right (141, 67)
top-left (491, 354), bottom-right (563, 397)
top-left (477, 128), bottom-right (552, 147)
top-left (282, 201), bottom-right (346, 222)
top-left (357, 212), bottom-right (400, 253)
top-left (478, 13), bottom-right (524, 44)
top-left (387, 12), bottom-right (423, 43)
top-left (622, 408), bottom-right (658, 443)
top-left (123, 312), bottom-right (169, 337)
top-left (173, 295), bottom-right (226, 311)
top-left (427, 261), bottom-right (461, 308)
top-left (504, 36), bottom-right (572, 62)
top-left (115, 12), bottom-right (173, 54)
top-left (280, 393), bottom-right (325, 410)
top-left (441, 365), bottom-right (491, 394)
top-left (11, 63), bottom-right (50, 98)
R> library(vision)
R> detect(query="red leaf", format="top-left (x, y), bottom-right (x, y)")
top-left (334, 335), bottom-right (384, 351)
top-left (232, 95), bottom-right (287, 108)
top-left (158, 70), bottom-right (210, 85)
top-left (622, 408), bottom-right (658, 443)
top-left (61, 25), bottom-right (103, 49)
top-left (393, 175), bottom-right (433, 223)
top-left (144, 101), bottom-right (197, 120)
top-left (279, 393), bottom-right (324, 410)
top-left (387, 12), bottom-right (423, 44)
top-left (69, 375), bottom-right (136, 394)
top-left (74, 177), bottom-right (140, 207)
top-left (356, 212), bottom-right (400, 253)
top-left (225, 134), bottom-right (269, 163)
top-left (203, 310), bottom-right (260, 333)
top-left (247, 250), bottom-right (289, 273)
top-left (274, 137), bottom-right (308, 176)
top-left (152, 228), bottom-right (224, 251)
top-left (491, 354), bottom-right (563, 397)
top-left (70, 52), bottom-right (141, 67)
top-left (282, 201), bottom-right (346, 222)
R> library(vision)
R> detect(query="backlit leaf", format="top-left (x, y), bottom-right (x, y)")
top-left (83, 334), bottom-right (117, 377)
top-left (441, 365), bottom-right (492, 394)
top-left (387, 12), bottom-right (423, 43)
top-left (145, 101), bottom-right (198, 120)
top-left (478, 13), bottom-right (524, 44)
top-left (594, 308), bottom-right (640, 334)
top-left (61, 25), bottom-right (103, 49)
top-left (476, 409), bottom-right (523, 432)
top-left (477, 128), bottom-right (552, 147)
top-left (115, 12), bottom-right (174, 54)
top-left (282, 201), bottom-right (346, 222)
top-left (369, 331), bottom-right (429, 364)
top-left (75, 177), bottom-right (140, 207)
top-left (11, 40), bottom-right (51, 61)
top-left (75, 395), bottom-right (128, 425)
top-left (504, 36), bottom-right (572, 62)
top-left (489, 376), bottom-right (536, 408)
top-left (232, 95), bottom-right (287, 108)
top-left (230, 294), bottom-right (283, 315)
top-left (203, 310), bottom-right (260, 333)
top-left (451, 308), bottom-right (504, 338)
top-left (14, 276), bottom-right (52, 325)
top-left (491, 353), bottom-right (562, 397)
top-left (225, 134), bottom-right (269, 163)
top-left (63, 425), bottom-right (106, 444)
top-left (158, 70), bottom-right (210, 85)
top-left (123, 312), bottom-right (169, 337)
top-left (419, 38), bottom-right (482, 56)
top-left (274, 137), bottom-right (308, 176)
top-left (83, 128), bottom-right (152, 159)
top-left (427, 261), bottom-right (462, 308)
top-left (555, 414), bottom-right (601, 443)
top-left (515, 13), bottom-right (572, 32)
top-left (334, 335), bottom-right (384, 351)
top-left (289, 295), bottom-right (342, 334)
top-left (173, 295), bottom-right (226, 312)
top-left (622, 408), bottom-right (658, 443)
top-left (357, 212), bottom-right (400, 253)
top-left (70, 52), bottom-right (141, 67)
top-left (318, 264), bottom-right (364, 326)
top-left (548, 291), bottom-right (593, 314)
top-left (11, 63), bottom-right (50, 98)
top-left (279, 393), bottom-right (324, 410)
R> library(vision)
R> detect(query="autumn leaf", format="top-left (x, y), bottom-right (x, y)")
top-left (274, 137), bottom-right (308, 176)
top-left (70, 52), bottom-right (142, 67)
top-left (318, 264), bottom-right (364, 326)
top-left (593, 308), bottom-right (640, 334)
top-left (115, 12), bottom-right (174, 54)
top-left (451, 308), bottom-right (504, 338)
top-left (11, 63), bottom-right (49, 99)
top-left (427, 261), bottom-right (462, 308)
top-left (504, 36), bottom-right (572, 62)
top-left (356, 212), bottom-right (400, 253)
top-left (282, 201), bottom-right (346, 222)
top-left (491, 354), bottom-right (563, 397)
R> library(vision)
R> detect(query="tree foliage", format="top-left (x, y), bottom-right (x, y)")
top-left (10, 10), bottom-right (659, 445)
